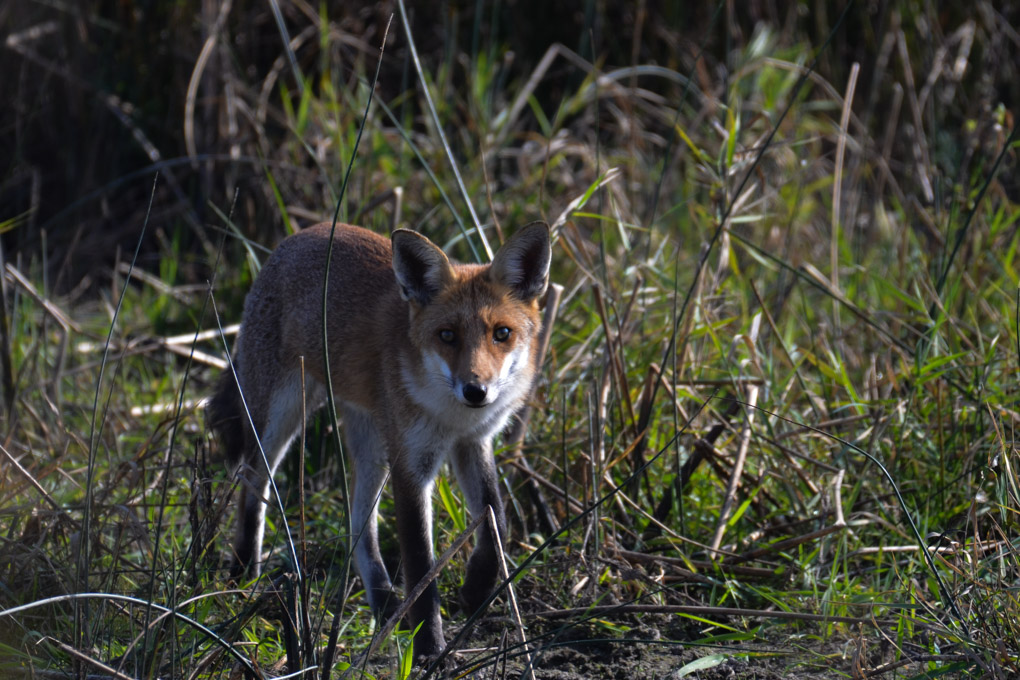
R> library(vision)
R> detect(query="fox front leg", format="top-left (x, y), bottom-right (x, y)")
top-left (452, 439), bottom-right (506, 615)
top-left (391, 458), bottom-right (445, 661)
top-left (344, 406), bottom-right (400, 620)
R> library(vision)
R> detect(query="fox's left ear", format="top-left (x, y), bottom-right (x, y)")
top-left (491, 221), bottom-right (551, 302)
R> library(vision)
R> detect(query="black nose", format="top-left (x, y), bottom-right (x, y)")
top-left (463, 382), bottom-right (487, 405)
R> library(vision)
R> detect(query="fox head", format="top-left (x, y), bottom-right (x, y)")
top-left (392, 223), bottom-right (551, 421)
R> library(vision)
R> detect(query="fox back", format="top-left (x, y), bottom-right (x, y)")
top-left (208, 221), bottom-right (551, 661)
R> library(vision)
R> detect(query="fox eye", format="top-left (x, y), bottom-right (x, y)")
top-left (439, 329), bottom-right (456, 344)
top-left (493, 326), bottom-right (511, 342)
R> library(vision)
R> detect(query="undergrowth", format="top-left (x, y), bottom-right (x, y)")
top-left (2, 1), bottom-right (1019, 678)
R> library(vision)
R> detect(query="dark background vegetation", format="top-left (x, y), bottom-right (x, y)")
top-left (6, 2), bottom-right (1017, 286)
top-left (2, 0), bottom-right (1020, 678)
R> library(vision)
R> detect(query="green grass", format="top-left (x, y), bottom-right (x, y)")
top-left (2, 1), bottom-right (1020, 678)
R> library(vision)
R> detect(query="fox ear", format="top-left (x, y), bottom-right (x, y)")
top-left (392, 230), bottom-right (453, 305)
top-left (491, 221), bottom-right (551, 302)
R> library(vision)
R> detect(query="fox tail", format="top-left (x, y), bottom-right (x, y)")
top-left (207, 367), bottom-right (246, 469)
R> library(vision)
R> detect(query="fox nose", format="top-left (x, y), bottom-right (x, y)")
top-left (462, 382), bottom-right (487, 405)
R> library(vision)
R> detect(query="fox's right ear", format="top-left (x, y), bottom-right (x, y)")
top-left (392, 230), bottom-right (453, 306)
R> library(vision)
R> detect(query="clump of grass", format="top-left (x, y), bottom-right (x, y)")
top-left (2, 1), bottom-right (1019, 678)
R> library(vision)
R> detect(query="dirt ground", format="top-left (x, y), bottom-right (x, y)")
top-left (406, 615), bottom-right (859, 679)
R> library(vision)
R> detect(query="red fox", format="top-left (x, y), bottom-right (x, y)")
top-left (208, 221), bottom-right (551, 660)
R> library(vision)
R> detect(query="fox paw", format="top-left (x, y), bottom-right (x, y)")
top-left (458, 581), bottom-right (494, 617)
top-left (459, 556), bottom-right (499, 615)
top-left (368, 587), bottom-right (402, 625)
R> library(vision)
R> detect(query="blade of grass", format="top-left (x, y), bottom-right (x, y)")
top-left (397, 0), bottom-right (489, 262)
top-left (267, 0), bottom-right (304, 96)
top-left (319, 15), bottom-right (391, 678)
top-left (0, 593), bottom-right (260, 680)
top-left (144, 191), bottom-right (237, 675)
top-left (78, 172), bottom-right (157, 659)
top-left (931, 118), bottom-right (1018, 308)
